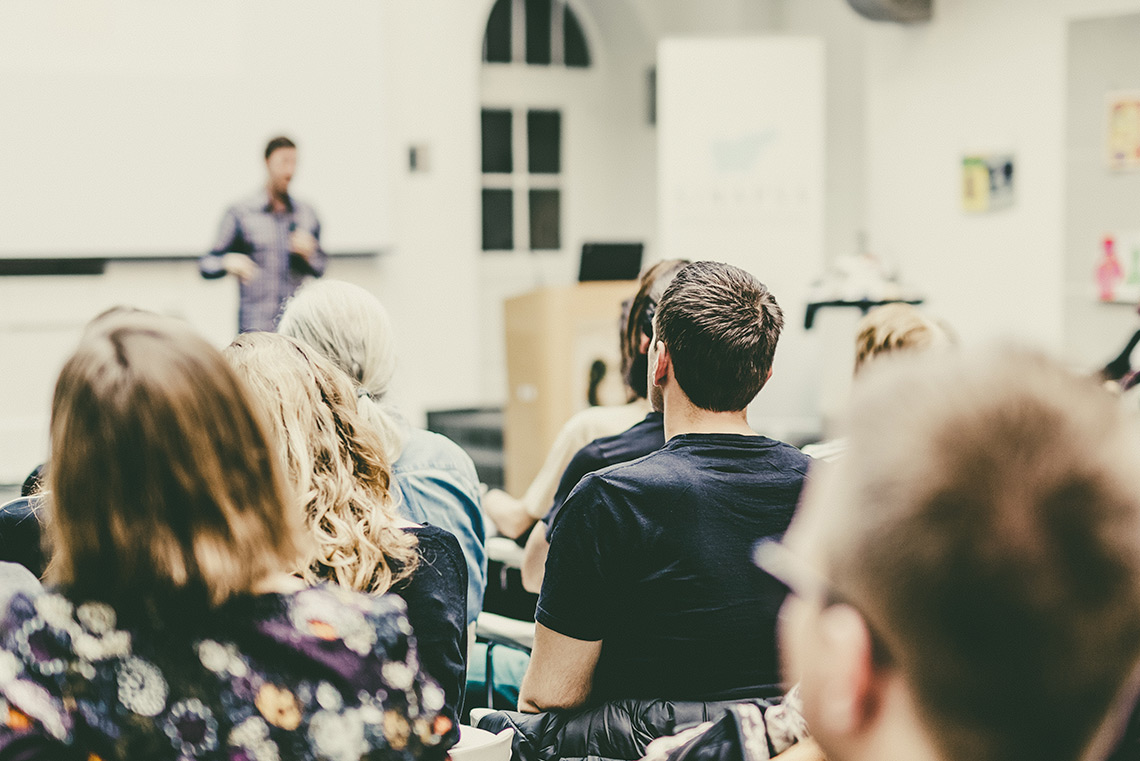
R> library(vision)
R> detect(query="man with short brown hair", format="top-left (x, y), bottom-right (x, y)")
top-left (774, 348), bottom-right (1140, 761)
top-left (519, 261), bottom-right (810, 713)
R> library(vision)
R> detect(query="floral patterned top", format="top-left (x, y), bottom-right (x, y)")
top-left (0, 585), bottom-right (454, 761)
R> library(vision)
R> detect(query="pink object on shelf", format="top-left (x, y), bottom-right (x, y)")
top-left (1098, 235), bottom-right (1124, 301)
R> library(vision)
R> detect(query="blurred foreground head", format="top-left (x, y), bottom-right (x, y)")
top-left (48, 312), bottom-right (301, 614)
top-left (780, 348), bottom-right (1140, 761)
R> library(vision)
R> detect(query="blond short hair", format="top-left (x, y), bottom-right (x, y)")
top-left (224, 332), bottom-right (418, 594)
top-left (853, 303), bottom-right (950, 374)
top-left (48, 313), bottom-right (301, 611)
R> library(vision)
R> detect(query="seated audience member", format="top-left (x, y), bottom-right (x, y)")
top-left (0, 313), bottom-right (450, 760)
top-left (519, 259), bottom-right (686, 593)
top-left (19, 465), bottom-right (43, 497)
top-left (0, 496), bottom-right (47, 579)
top-left (482, 260), bottom-right (689, 541)
top-left (278, 280), bottom-right (487, 628)
top-left (803, 301), bottom-right (951, 462)
top-left (771, 348), bottom-right (1140, 761)
top-left (518, 262), bottom-right (810, 719)
top-left (225, 332), bottom-right (468, 729)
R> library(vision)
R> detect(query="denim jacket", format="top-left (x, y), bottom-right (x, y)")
top-left (392, 429), bottom-right (487, 625)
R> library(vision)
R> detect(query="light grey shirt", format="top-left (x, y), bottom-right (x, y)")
top-left (200, 190), bottom-right (326, 332)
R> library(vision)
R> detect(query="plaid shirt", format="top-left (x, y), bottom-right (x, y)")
top-left (200, 190), bottom-right (327, 332)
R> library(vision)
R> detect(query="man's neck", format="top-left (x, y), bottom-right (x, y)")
top-left (825, 678), bottom-right (946, 761)
top-left (830, 731), bottom-right (943, 761)
top-left (266, 185), bottom-right (290, 213)
top-left (662, 390), bottom-right (755, 440)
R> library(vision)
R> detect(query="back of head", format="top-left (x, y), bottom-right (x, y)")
top-left (654, 261), bottom-right (783, 412)
top-left (622, 259), bottom-right (689, 400)
top-left (223, 332), bottom-right (417, 594)
top-left (821, 348), bottom-right (1140, 761)
top-left (278, 280), bottom-right (408, 459)
top-left (48, 313), bottom-right (300, 615)
top-left (853, 302), bottom-right (951, 374)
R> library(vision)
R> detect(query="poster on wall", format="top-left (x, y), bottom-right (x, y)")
top-left (657, 37), bottom-right (824, 430)
top-left (1107, 92), bottom-right (1140, 171)
top-left (1096, 232), bottom-right (1140, 303)
top-left (962, 154), bottom-right (1015, 213)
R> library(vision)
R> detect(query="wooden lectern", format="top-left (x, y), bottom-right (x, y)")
top-left (503, 281), bottom-right (636, 496)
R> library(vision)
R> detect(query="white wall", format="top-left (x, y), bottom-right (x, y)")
top-left (477, 0), bottom-right (658, 405)
top-left (375, 1), bottom-right (487, 421)
top-left (0, 258), bottom-right (392, 484)
top-left (0, 1), bottom-right (488, 482)
top-left (631, 0), bottom-right (780, 37)
top-left (858, 0), bottom-right (1140, 355)
top-left (776, 0), bottom-right (867, 263)
top-left (0, 1), bottom-right (391, 256)
top-left (1063, 12), bottom-right (1140, 369)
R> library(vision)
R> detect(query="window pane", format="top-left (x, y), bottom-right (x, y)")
top-left (527, 110), bottom-right (561, 174)
top-left (525, 0), bottom-right (552, 65)
top-left (564, 5), bottom-right (590, 67)
top-left (482, 109), bottom-right (513, 173)
top-left (483, 189), bottom-right (515, 250)
top-left (484, 0), bottom-right (512, 63)
top-left (529, 189), bottom-right (560, 250)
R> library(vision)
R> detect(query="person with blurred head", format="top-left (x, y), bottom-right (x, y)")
top-left (770, 348), bottom-right (1140, 761)
top-left (803, 302), bottom-right (952, 462)
top-left (200, 136), bottom-right (326, 333)
top-left (225, 332), bottom-right (468, 729)
top-left (0, 312), bottom-right (450, 760)
top-left (483, 259), bottom-right (689, 542)
top-left (519, 261), bottom-right (810, 716)
top-left (277, 279), bottom-right (486, 629)
top-left (519, 259), bottom-right (687, 593)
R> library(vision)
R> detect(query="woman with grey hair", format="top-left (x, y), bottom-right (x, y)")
top-left (279, 280), bottom-right (486, 628)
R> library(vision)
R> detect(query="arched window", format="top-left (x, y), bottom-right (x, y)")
top-left (483, 0), bottom-right (590, 68)
top-left (480, 0), bottom-right (591, 252)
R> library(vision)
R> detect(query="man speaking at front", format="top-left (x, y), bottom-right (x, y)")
top-left (200, 136), bottom-right (326, 333)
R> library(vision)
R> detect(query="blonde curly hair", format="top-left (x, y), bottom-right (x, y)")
top-left (278, 280), bottom-right (409, 462)
top-left (224, 332), bottom-right (418, 594)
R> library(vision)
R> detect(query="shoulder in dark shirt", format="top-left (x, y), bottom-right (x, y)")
top-left (544, 412), bottom-right (665, 536)
top-left (392, 524), bottom-right (468, 727)
top-left (538, 433), bottom-right (810, 702)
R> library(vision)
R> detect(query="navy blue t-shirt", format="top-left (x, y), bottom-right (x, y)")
top-left (537, 433), bottom-right (811, 702)
top-left (543, 412), bottom-right (666, 538)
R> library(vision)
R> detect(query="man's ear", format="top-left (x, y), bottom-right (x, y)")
top-left (812, 605), bottom-right (884, 737)
top-left (652, 341), bottom-right (670, 387)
